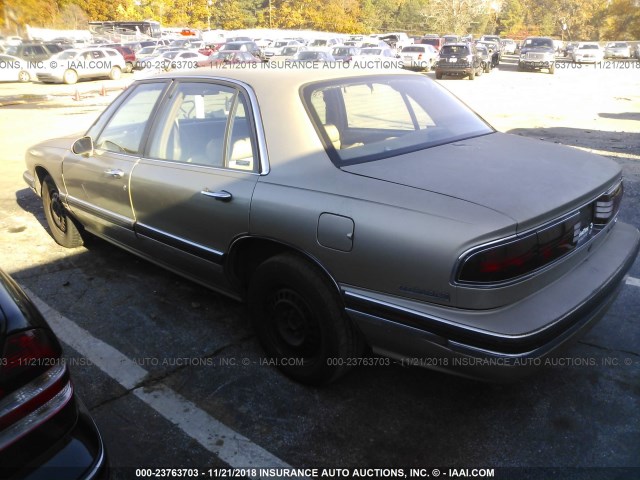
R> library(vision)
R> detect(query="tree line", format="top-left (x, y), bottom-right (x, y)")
top-left (2, 0), bottom-right (639, 40)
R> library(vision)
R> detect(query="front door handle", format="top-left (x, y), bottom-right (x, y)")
top-left (201, 189), bottom-right (233, 202)
top-left (104, 169), bottom-right (124, 178)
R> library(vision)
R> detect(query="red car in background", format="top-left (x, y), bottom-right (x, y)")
top-left (101, 44), bottom-right (136, 73)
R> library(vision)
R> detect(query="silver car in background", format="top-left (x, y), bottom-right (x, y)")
top-left (23, 69), bottom-right (640, 385)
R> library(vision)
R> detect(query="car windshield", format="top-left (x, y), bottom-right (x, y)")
top-left (402, 46), bottom-right (425, 53)
top-left (302, 75), bottom-right (492, 166)
top-left (579, 44), bottom-right (599, 49)
top-left (297, 51), bottom-right (322, 60)
top-left (281, 47), bottom-right (298, 55)
top-left (274, 41), bottom-right (288, 48)
top-left (333, 48), bottom-right (351, 56)
top-left (139, 46), bottom-right (155, 54)
top-left (361, 48), bottom-right (381, 55)
top-left (523, 38), bottom-right (553, 48)
top-left (56, 50), bottom-right (78, 60)
top-left (310, 40), bottom-right (327, 47)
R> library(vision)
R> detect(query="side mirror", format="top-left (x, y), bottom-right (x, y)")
top-left (72, 136), bottom-right (94, 156)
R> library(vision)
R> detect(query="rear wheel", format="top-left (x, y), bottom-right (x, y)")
top-left (468, 69), bottom-right (475, 80)
top-left (125, 61), bottom-right (133, 73)
top-left (435, 71), bottom-right (443, 79)
top-left (549, 63), bottom-right (555, 74)
top-left (42, 175), bottom-right (84, 248)
top-left (109, 66), bottom-right (122, 80)
top-left (248, 253), bottom-right (363, 385)
top-left (18, 70), bottom-right (30, 82)
top-left (63, 69), bottom-right (78, 85)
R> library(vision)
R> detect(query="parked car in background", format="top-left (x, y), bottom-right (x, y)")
top-left (22, 69), bottom-right (639, 385)
top-left (501, 38), bottom-right (517, 54)
top-left (308, 38), bottom-right (341, 51)
top-left (0, 54), bottom-right (35, 82)
top-left (221, 41), bottom-right (264, 61)
top-left (198, 50), bottom-right (261, 68)
top-left (476, 40), bottom-right (500, 67)
top-left (36, 47), bottom-right (125, 84)
top-left (474, 44), bottom-right (493, 73)
top-left (518, 36), bottom-right (556, 74)
top-left (572, 42), bottom-right (604, 63)
top-left (100, 44), bottom-right (136, 72)
top-left (564, 42), bottom-right (579, 57)
top-left (400, 44), bottom-right (438, 71)
top-left (288, 50), bottom-right (336, 64)
top-left (604, 41), bottom-right (631, 59)
top-left (6, 42), bottom-right (62, 63)
top-left (435, 42), bottom-right (484, 79)
top-left (0, 268), bottom-right (108, 478)
top-left (269, 45), bottom-right (308, 62)
top-left (263, 39), bottom-right (301, 59)
top-left (331, 46), bottom-right (360, 62)
top-left (479, 35), bottom-right (502, 59)
top-left (442, 34), bottom-right (461, 45)
top-left (418, 36), bottom-right (444, 52)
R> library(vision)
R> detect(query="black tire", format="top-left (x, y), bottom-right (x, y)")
top-left (42, 176), bottom-right (84, 248)
top-left (435, 71), bottom-right (443, 79)
top-left (18, 70), bottom-right (30, 82)
top-left (469, 69), bottom-right (475, 80)
top-left (248, 253), bottom-right (363, 385)
top-left (125, 62), bottom-right (133, 73)
top-left (549, 63), bottom-right (555, 74)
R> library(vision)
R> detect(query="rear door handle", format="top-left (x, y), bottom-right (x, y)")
top-left (104, 169), bottom-right (124, 178)
top-left (201, 189), bottom-right (232, 202)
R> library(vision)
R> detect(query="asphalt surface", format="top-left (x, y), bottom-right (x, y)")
top-left (0, 57), bottom-right (639, 480)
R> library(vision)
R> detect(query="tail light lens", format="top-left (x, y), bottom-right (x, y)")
top-left (457, 180), bottom-right (623, 284)
top-left (0, 329), bottom-right (72, 449)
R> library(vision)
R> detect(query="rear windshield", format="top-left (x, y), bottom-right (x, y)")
top-left (402, 46), bottom-right (426, 53)
top-left (440, 45), bottom-right (470, 55)
top-left (302, 75), bottom-right (493, 166)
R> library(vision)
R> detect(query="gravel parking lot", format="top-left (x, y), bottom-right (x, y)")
top-left (1, 56), bottom-right (639, 479)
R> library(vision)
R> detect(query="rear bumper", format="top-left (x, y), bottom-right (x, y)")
top-left (1, 396), bottom-right (108, 480)
top-left (435, 65), bottom-right (474, 76)
top-left (344, 221), bottom-right (640, 381)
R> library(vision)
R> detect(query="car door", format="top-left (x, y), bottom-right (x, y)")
top-left (130, 80), bottom-right (262, 292)
top-left (62, 81), bottom-right (168, 244)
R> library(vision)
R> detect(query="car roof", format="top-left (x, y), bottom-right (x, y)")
top-left (150, 67), bottom-right (415, 93)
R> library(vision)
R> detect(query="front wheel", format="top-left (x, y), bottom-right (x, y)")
top-left (468, 69), bottom-right (475, 80)
top-left (42, 175), bottom-right (84, 248)
top-left (18, 70), bottom-right (31, 82)
top-left (248, 253), bottom-right (363, 385)
top-left (435, 71), bottom-right (443, 79)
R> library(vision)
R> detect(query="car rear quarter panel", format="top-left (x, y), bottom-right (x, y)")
top-left (249, 89), bottom-right (516, 308)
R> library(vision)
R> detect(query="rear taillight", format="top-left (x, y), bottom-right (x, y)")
top-left (457, 180), bottom-right (623, 284)
top-left (0, 329), bottom-right (72, 450)
top-left (594, 181), bottom-right (623, 225)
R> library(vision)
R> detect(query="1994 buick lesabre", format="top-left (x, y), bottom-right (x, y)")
top-left (23, 68), bottom-right (640, 384)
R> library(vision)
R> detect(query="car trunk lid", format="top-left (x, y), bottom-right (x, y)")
top-left (342, 132), bottom-right (621, 232)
